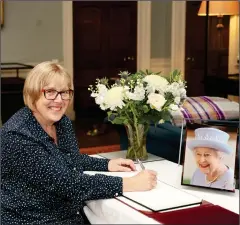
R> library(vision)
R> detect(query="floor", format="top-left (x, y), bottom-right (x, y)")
top-left (73, 115), bottom-right (121, 148)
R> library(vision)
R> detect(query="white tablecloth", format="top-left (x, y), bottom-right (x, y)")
top-left (84, 153), bottom-right (239, 224)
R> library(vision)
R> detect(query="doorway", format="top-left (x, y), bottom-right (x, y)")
top-left (185, 2), bottom-right (230, 97)
top-left (73, 1), bottom-right (137, 117)
top-left (72, 1), bottom-right (137, 148)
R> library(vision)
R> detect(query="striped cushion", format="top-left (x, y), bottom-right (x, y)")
top-left (170, 96), bottom-right (239, 127)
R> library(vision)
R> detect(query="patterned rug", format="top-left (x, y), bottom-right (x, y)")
top-left (80, 144), bottom-right (121, 155)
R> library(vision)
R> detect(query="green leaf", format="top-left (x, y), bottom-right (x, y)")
top-left (143, 105), bottom-right (149, 113)
top-left (112, 117), bottom-right (125, 125)
top-left (160, 110), bottom-right (172, 121)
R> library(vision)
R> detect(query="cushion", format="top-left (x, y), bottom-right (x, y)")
top-left (170, 96), bottom-right (239, 127)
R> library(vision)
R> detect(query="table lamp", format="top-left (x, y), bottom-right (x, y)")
top-left (198, 1), bottom-right (239, 29)
top-left (198, 1), bottom-right (239, 49)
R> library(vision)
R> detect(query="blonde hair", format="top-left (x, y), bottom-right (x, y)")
top-left (23, 61), bottom-right (74, 110)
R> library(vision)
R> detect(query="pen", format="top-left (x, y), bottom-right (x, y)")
top-left (137, 158), bottom-right (145, 170)
top-left (137, 159), bottom-right (160, 184)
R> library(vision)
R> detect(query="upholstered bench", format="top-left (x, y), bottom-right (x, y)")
top-left (104, 121), bottom-right (185, 164)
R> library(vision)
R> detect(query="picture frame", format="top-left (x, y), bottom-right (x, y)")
top-left (181, 119), bottom-right (239, 193)
top-left (1, 1), bottom-right (4, 27)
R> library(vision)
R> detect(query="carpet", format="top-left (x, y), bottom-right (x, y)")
top-left (80, 144), bottom-right (121, 155)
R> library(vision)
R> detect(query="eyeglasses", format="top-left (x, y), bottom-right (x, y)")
top-left (42, 89), bottom-right (74, 100)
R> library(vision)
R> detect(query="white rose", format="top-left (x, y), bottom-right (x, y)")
top-left (125, 84), bottom-right (145, 101)
top-left (143, 75), bottom-right (169, 94)
top-left (147, 93), bottom-right (166, 111)
top-left (165, 82), bottom-right (180, 97)
top-left (174, 96), bottom-right (181, 105)
top-left (92, 84), bottom-right (108, 105)
top-left (179, 88), bottom-right (187, 98)
top-left (104, 86), bottom-right (125, 111)
top-left (169, 104), bottom-right (178, 111)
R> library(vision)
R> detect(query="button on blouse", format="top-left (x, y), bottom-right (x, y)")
top-left (1, 107), bottom-right (123, 224)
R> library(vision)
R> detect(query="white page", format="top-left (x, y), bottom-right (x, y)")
top-left (84, 171), bottom-right (138, 178)
top-left (123, 181), bottom-right (202, 211)
top-left (84, 170), bottom-right (202, 211)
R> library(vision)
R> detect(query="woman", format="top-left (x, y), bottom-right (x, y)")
top-left (187, 127), bottom-right (235, 191)
top-left (1, 61), bottom-right (157, 225)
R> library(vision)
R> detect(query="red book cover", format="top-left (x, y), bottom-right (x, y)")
top-left (140, 204), bottom-right (239, 225)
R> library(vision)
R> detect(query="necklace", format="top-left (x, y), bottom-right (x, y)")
top-left (205, 174), bottom-right (220, 185)
top-left (205, 166), bottom-right (227, 185)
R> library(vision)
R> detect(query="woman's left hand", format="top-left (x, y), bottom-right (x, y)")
top-left (108, 158), bottom-right (136, 172)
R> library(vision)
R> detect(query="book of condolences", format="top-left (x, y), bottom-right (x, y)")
top-left (122, 180), bottom-right (202, 212)
top-left (84, 171), bottom-right (202, 212)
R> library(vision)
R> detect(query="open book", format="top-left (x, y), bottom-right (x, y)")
top-left (84, 170), bottom-right (202, 212)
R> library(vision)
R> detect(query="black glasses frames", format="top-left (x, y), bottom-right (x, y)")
top-left (42, 89), bottom-right (74, 100)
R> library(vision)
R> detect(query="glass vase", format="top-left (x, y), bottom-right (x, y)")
top-left (125, 123), bottom-right (148, 161)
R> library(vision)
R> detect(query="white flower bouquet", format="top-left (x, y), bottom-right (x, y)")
top-left (89, 70), bottom-right (187, 160)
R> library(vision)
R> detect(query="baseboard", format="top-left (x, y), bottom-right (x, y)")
top-left (150, 58), bottom-right (171, 75)
top-left (80, 144), bottom-right (121, 155)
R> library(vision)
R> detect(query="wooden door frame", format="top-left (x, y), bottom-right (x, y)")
top-left (62, 1), bottom-right (186, 120)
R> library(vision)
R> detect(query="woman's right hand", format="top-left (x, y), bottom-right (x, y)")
top-left (122, 170), bottom-right (158, 192)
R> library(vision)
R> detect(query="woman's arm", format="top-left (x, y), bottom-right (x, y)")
top-left (62, 117), bottom-right (111, 171)
top-left (77, 154), bottom-right (111, 171)
top-left (1, 131), bottom-right (122, 208)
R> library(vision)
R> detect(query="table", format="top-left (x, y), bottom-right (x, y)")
top-left (84, 151), bottom-right (239, 224)
top-left (1, 77), bottom-right (26, 123)
top-left (1, 63), bottom-right (34, 123)
top-left (98, 150), bottom-right (164, 162)
top-left (205, 74), bottom-right (239, 97)
top-left (1, 62), bottom-right (33, 78)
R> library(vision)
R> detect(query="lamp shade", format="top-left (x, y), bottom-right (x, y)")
top-left (198, 1), bottom-right (239, 16)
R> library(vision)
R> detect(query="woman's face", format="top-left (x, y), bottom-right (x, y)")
top-left (34, 79), bottom-right (71, 125)
top-left (193, 147), bottom-right (221, 174)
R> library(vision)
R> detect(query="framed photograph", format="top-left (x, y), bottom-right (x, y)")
top-left (181, 119), bottom-right (239, 192)
top-left (0, 1), bottom-right (3, 27)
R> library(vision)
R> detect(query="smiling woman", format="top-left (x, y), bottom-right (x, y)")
top-left (0, 61), bottom-right (158, 225)
top-left (21, 62), bottom-right (74, 143)
top-left (182, 121), bottom-right (238, 192)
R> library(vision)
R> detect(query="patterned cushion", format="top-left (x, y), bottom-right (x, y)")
top-left (170, 96), bottom-right (239, 127)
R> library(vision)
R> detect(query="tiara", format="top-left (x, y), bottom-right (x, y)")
top-left (195, 133), bottom-right (225, 143)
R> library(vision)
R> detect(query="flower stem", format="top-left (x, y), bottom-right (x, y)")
top-left (129, 103), bottom-right (140, 147)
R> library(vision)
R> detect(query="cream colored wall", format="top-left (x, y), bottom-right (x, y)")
top-left (1, 1), bottom-right (63, 63)
top-left (228, 15), bottom-right (239, 101)
top-left (150, 1), bottom-right (171, 75)
top-left (151, 2), bottom-right (172, 57)
top-left (228, 15), bottom-right (239, 75)
top-left (150, 58), bottom-right (171, 74)
top-left (62, 2), bottom-right (74, 120)
top-left (150, 1), bottom-right (186, 76)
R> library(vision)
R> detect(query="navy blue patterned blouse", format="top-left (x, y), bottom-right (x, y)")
top-left (1, 107), bottom-right (123, 225)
